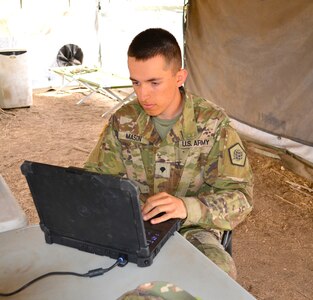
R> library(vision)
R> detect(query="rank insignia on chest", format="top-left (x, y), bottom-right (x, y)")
top-left (228, 143), bottom-right (246, 167)
top-left (155, 162), bottom-right (171, 178)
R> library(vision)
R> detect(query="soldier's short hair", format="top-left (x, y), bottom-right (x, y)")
top-left (127, 28), bottom-right (182, 72)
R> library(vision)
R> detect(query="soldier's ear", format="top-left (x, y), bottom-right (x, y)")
top-left (176, 69), bottom-right (188, 87)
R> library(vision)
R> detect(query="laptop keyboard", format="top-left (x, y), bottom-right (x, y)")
top-left (145, 229), bottom-right (161, 246)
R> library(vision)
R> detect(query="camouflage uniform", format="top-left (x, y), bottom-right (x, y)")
top-left (85, 90), bottom-right (253, 278)
top-left (117, 281), bottom-right (200, 300)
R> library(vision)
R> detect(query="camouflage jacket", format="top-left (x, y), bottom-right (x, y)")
top-left (84, 91), bottom-right (253, 231)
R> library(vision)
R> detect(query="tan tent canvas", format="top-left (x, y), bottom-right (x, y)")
top-left (184, 0), bottom-right (313, 165)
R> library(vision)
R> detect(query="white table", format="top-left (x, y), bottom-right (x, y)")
top-left (0, 225), bottom-right (256, 300)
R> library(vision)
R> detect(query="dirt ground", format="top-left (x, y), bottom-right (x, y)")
top-left (1, 89), bottom-right (312, 300)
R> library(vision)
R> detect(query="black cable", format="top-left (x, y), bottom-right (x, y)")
top-left (0, 256), bottom-right (128, 297)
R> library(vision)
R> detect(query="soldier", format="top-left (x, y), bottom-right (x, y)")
top-left (84, 28), bottom-right (253, 279)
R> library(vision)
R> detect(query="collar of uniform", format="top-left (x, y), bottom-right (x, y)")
top-left (180, 91), bottom-right (198, 140)
top-left (133, 90), bottom-right (198, 142)
top-left (136, 109), bottom-right (158, 143)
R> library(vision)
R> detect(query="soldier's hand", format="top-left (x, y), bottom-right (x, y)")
top-left (142, 192), bottom-right (187, 224)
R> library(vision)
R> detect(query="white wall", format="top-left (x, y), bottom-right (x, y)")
top-left (0, 0), bottom-right (184, 88)
top-left (0, 0), bottom-right (100, 88)
top-left (99, 0), bottom-right (184, 77)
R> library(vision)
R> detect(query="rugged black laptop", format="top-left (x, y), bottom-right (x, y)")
top-left (21, 160), bottom-right (181, 267)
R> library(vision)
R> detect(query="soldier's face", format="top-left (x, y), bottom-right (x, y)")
top-left (128, 55), bottom-right (187, 119)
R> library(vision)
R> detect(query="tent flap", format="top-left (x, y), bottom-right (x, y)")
top-left (184, 0), bottom-right (313, 163)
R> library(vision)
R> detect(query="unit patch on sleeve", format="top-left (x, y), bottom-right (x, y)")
top-left (228, 143), bottom-right (246, 167)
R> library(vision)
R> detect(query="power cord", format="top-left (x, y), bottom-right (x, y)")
top-left (0, 256), bottom-right (128, 297)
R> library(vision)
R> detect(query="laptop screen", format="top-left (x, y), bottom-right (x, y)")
top-left (22, 162), bottom-right (147, 251)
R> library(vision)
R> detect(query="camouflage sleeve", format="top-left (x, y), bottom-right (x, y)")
top-left (84, 117), bottom-right (126, 176)
top-left (181, 124), bottom-right (253, 231)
